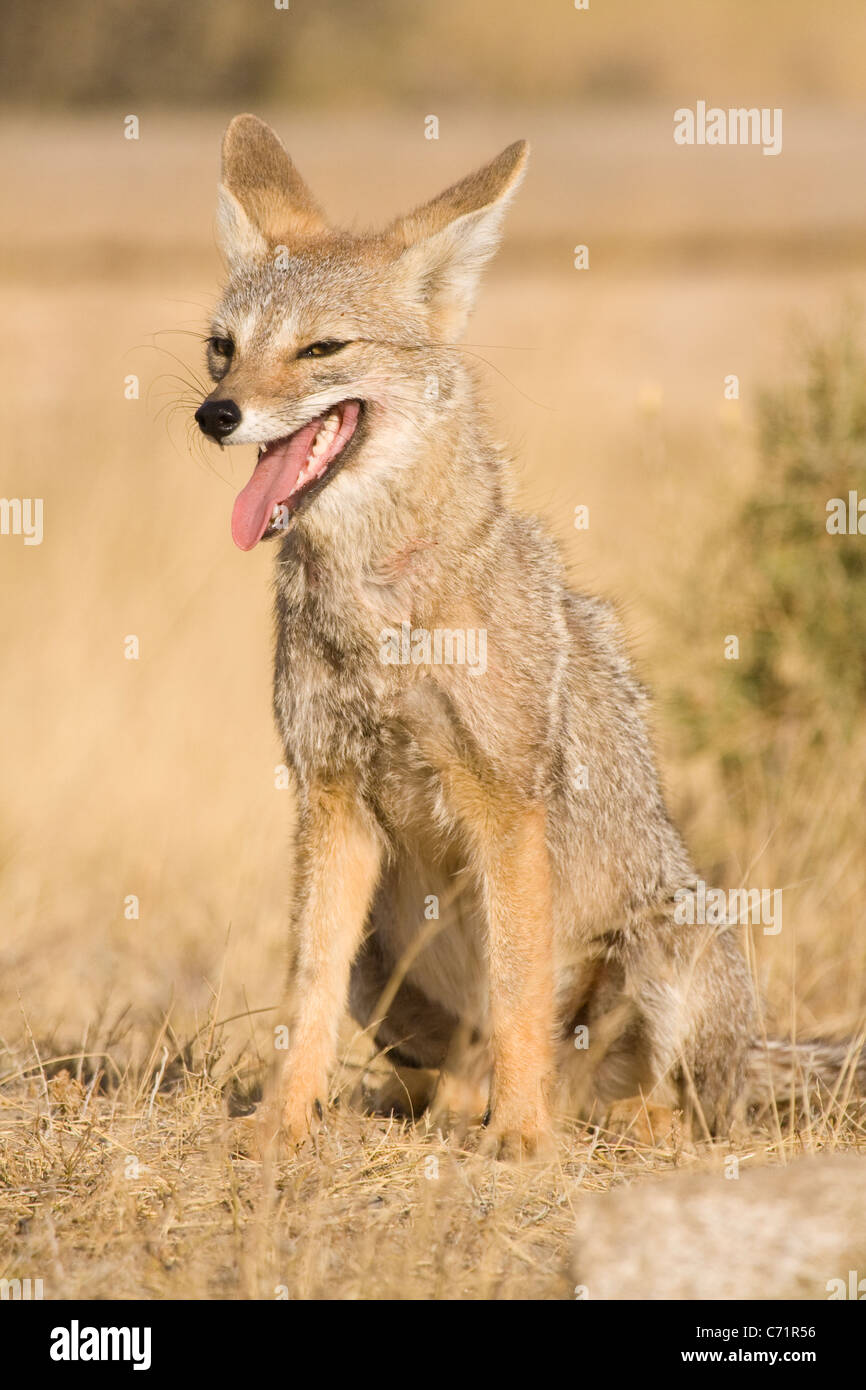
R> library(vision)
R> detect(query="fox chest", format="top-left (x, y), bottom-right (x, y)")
top-left (273, 625), bottom-right (383, 777)
top-left (274, 619), bottom-right (458, 846)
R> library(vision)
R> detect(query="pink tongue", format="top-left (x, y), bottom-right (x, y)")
top-left (231, 418), bottom-right (321, 551)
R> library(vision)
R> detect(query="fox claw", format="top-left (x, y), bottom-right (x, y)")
top-left (280, 1093), bottom-right (327, 1152)
top-left (488, 1124), bottom-right (555, 1162)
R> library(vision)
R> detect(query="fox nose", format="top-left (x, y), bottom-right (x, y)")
top-left (195, 398), bottom-right (242, 440)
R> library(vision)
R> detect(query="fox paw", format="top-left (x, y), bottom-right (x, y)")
top-left (229, 1093), bottom-right (326, 1161)
top-left (279, 1094), bottom-right (327, 1152)
top-left (480, 1105), bottom-right (556, 1162)
top-left (490, 1125), bottom-right (555, 1163)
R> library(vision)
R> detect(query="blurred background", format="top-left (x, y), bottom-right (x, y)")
top-left (2, 0), bottom-right (866, 1065)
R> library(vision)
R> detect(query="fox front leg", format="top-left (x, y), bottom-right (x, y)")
top-left (476, 801), bottom-right (556, 1159)
top-left (274, 781), bottom-right (383, 1149)
top-left (404, 688), bottom-right (556, 1158)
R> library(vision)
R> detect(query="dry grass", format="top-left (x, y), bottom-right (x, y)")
top-left (1, 107), bottom-right (866, 1299)
top-left (3, 1019), bottom-right (863, 1301)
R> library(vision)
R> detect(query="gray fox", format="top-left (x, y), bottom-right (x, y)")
top-left (195, 115), bottom-right (864, 1157)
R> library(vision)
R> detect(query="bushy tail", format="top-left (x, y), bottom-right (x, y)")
top-left (747, 1035), bottom-right (866, 1115)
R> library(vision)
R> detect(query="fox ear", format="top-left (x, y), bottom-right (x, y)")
top-left (390, 140), bottom-right (529, 339)
top-left (217, 114), bottom-right (328, 267)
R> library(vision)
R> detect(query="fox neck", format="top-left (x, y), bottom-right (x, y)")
top-left (284, 366), bottom-right (506, 612)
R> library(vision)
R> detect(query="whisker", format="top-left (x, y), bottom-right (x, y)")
top-left (150, 327), bottom-right (211, 342)
top-left (350, 338), bottom-right (553, 411)
top-left (448, 344), bottom-right (554, 411)
top-left (132, 342), bottom-right (209, 396)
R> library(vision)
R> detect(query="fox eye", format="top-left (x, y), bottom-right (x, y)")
top-left (208, 336), bottom-right (234, 358)
top-left (296, 340), bottom-right (349, 359)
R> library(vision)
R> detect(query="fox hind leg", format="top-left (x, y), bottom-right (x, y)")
top-left (560, 913), bottom-right (754, 1136)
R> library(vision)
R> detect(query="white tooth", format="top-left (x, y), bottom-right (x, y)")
top-left (301, 412), bottom-right (342, 471)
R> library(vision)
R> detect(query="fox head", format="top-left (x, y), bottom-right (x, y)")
top-left (195, 115), bottom-right (528, 551)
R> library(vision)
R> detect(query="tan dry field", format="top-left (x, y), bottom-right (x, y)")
top-left (1, 110), bottom-right (865, 1299)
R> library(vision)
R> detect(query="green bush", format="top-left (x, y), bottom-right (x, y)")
top-left (671, 319), bottom-right (866, 783)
